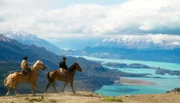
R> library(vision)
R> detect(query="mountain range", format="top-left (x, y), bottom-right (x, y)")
top-left (49, 36), bottom-right (180, 63)
top-left (46, 36), bottom-right (180, 51)
top-left (2, 29), bottom-right (180, 64)
top-left (95, 37), bottom-right (180, 50)
top-left (1, 29), bottom-right (63, 54)
top-left (82, 46), bottom-right (180, 63)
top-left (0, 34), bottom-right (60, 68)
top-left (42, 35), bottom-right (180, 63)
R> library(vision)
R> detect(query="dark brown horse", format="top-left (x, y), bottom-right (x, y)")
top-left (45, 62), bottom-right (82, 94)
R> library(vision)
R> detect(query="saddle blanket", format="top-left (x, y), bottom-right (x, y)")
top-left (59, 68), bottom-right (66, 74)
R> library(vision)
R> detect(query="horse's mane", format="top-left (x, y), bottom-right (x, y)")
top-left (69, 63), bottom-right (76, 72)
top-left (33, 60), bottom-right (42, 68)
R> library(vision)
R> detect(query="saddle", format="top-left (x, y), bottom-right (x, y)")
top-left (22, 68), bottom-right (31, 75)
top-left (58, 68), bottom-right (67, 76)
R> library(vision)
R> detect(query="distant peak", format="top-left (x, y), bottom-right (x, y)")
top-left (0, 34), bottom-right (11, 42)
top-left (1, 29), bottom-right (38, 40)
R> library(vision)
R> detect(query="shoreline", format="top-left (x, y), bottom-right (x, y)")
top-left (115, 77), bottom-right (156, 85)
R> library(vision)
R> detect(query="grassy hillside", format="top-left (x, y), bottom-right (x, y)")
top-left (0, 92), bottom-right (179, 103)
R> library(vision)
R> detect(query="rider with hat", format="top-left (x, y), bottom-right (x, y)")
top-left (59, 57), bottom-right (68, 70)
top-left (21, 56), bottom-right (31, 82)
top-left (59, 57), bottom-right (68, 74)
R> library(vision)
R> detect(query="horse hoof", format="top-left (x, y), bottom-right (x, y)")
top-left (6, 92), bottom-right (10, 96)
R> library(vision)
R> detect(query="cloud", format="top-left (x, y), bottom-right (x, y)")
top-left (0, 0), bottom-right (180, 38)
top-left (0, 0), bottom-right (55, 10)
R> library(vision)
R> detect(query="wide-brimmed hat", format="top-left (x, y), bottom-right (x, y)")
top-left (23, 56), bottom-right (28, 60)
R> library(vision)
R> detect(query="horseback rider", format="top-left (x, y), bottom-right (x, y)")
top-left (59, 57), bottom-right (68, 74)
top-left (21, 56), bottom-right (31, 82)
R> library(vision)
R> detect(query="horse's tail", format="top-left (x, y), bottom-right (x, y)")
top-left (4, 74), bottom-right (13, 87)
top-left (47, 72), bottom-right (51, 81)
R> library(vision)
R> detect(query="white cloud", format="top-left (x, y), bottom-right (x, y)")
top-left (0, 0), bottom-right (180, 38)
top-left (0, 0), bottom-right (55, 10)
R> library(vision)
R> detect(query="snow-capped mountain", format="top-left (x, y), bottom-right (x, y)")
top-left (3, 30), bottom-right (38, 41)
top-left (1, 29), bottom-right (62, 54)
top-left (95, 37), bottom-right (180, 50)
top-left (0, 34), bottom-right (11, 42)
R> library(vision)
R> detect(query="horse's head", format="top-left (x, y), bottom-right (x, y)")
top-left (73, 62), bottom-right (82, 72)
top-left (33, 60), bottom-right (47, 70)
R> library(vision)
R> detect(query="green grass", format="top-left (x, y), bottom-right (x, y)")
top-left (48, 99), bottom-right (57, 103)
top-left (104, 96), bottom-right (123, 102)
top-left (87, 92), bottom-right (93, 96)
top-left (25, 96), bottom-right (44, 102)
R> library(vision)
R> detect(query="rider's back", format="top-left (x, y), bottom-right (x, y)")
top-left (21, 60), bottom-right (29, 70)
top-left (59, 61), bottom-right (68, 70)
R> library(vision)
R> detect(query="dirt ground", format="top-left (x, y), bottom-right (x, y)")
top-left (0, 92), bottom-right (180, 103)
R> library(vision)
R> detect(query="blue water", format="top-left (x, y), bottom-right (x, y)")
top-left (95, 77), bottom-right (180, 96)
top-left (76, 56), bottom-right (180, 70)
top-left (104, 66), bottom-right (156, 75)
top-left (104, 66), bottom-right (180, 79)
top-left (74, 56), bottom-right (180, 96)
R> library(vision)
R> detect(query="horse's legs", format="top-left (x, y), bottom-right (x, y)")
top-left (52, 81), bottom-right (58, 94)
top-left (6, 85), bottom-right (12, 96)
top-left (62, 82), bottom-right (68, 92)
top-left (13, 82), bottom-right (18, 95)
top-left (31, 82), bottom-right (36, 95)
top-left (70, 81), bottom-right (76, 93)
top-left (45, 81), bottom-right (52, 94)
top-left (34, 83), bottom-right (38, 89)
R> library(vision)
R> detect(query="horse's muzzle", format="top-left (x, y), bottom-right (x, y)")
top-left (79, 69), bottom-right (82, 72)
top-left (42, 66), bottom-right (47, 70)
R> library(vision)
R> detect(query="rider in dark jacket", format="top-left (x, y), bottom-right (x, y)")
top-left (59, 57), bottom-right (68, 70)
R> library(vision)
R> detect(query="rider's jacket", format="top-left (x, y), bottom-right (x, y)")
top-left (21, 60), bottom-right (29, 70)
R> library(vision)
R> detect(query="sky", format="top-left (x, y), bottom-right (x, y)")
top-left (0, 0), bottom-right (180, 40)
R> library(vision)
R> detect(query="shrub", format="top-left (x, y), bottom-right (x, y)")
top-left (104, 96), bottom-right (122, 102)
top-left (25, 97), bottom-right (43, 102)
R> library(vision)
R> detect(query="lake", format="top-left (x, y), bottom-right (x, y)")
top-left (74, 56), bottom-right (180, 96)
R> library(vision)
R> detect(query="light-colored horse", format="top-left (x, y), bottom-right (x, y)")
top-left (4, 60), bottom-right (47, 95)
top-left (45, 62), bottom-right (82, 94)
